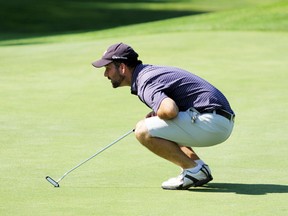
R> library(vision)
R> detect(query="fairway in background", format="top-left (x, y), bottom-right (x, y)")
top-left (0, 0), bottom-right (286, 43)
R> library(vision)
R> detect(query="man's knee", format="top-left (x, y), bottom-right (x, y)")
top-left (135, 120), bottom-right (151, 143)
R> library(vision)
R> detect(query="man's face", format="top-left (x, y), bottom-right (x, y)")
top-left (104, 62), bottom-right (125, 88)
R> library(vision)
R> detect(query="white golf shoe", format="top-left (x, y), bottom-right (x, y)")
top-left (161, 164), bottom-right (213, 190)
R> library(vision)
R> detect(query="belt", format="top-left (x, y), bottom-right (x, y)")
top-left (203, 109), bottom-right (235, 122)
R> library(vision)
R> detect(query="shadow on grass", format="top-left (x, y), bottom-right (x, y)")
top-left (0, 0), bottom-right (208, 41)
top-left (190, 183), bottom-right (288, 195)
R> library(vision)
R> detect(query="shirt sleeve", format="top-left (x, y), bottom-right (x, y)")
top-left (141, 81), bottom-right (169, 113)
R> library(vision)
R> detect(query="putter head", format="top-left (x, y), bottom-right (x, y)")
top-left (46, 176), bottom-right (60, 187)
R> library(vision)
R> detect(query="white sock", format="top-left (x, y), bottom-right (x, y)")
top-left (186, 164), bottom-right (202, 173)
top-left (195, 159), bottom-right (205, 166)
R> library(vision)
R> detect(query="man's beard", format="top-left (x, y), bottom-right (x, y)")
top-left (111, 70), bottom-right (125, 88)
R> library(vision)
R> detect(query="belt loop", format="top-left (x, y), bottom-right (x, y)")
top-left (191, 115), bottom-right (197, 123)
top-left (188, 108), bottom-right (199, 123)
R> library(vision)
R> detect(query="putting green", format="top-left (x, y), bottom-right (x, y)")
top-left (1, 1), bottom-right (287, 215)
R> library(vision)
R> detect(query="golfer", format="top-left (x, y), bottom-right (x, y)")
top-left (92, 43), bottom-right (235, 190)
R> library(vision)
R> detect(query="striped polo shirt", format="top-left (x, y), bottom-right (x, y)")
top-left (131, 64), bottom-right (234, 114)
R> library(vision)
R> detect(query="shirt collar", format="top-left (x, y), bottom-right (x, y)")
top-left (131, 64), bottom-right (144, 95)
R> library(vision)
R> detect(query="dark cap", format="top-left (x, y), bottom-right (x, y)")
top-left (92, 43), bottom-right (139, 68)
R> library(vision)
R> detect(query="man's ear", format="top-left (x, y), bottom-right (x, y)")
top-left (120, 63), bottom-right (126, 74)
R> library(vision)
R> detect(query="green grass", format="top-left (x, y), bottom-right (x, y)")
top-left (1, 0), bottom-right (288, 215)
top-left (0, 0), bottom-right (286, 46)
top-left (0, 0), bottom-right (286, 41)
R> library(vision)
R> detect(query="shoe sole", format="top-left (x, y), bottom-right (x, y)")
top-left (161, 175), bottom-right (213, 190)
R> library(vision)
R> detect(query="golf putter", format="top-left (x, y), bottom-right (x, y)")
top-left (46, 129), bottom-right (134, 187)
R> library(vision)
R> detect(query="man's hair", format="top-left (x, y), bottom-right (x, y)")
top-left (113, 59), bottom-right (142, 69)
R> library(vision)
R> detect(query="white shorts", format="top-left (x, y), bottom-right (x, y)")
top-left (145, 108), bottom-right (234, 147)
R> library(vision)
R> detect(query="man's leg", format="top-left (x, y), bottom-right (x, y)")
top-left (135, 120), bottom-right (197, 169)
top-left (180, 145), bottom-right (210, 168)
top-left (179, 146), bottom-right (200, 161)
top-left (135, 119), bottom-right (213, 190)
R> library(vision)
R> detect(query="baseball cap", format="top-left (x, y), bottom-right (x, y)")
top-left (92, 43), bottom-right (139, 68)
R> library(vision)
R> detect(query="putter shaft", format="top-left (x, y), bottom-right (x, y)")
top-left (46, 129), bottom-right (134, 187)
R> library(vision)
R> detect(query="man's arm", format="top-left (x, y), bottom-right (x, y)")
top-left (157, 97), bottom-right (179, 120)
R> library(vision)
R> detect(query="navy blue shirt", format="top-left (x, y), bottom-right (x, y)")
top-left (131, 64), bottom-right (234, 114)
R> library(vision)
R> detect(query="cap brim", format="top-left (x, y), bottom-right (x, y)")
top-left (92, 59), bottom-right (112, 68)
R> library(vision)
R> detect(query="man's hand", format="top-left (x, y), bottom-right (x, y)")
top-left (157, 98), bottom-right (179, 120)
top-left (146, 111), bottom-right (157, 118)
